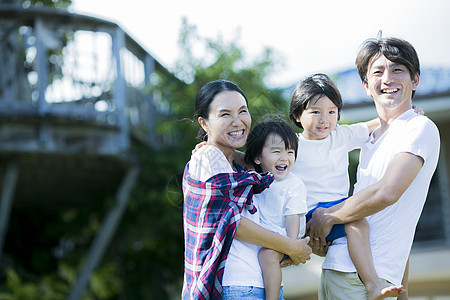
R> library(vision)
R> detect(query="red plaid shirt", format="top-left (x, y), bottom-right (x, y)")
top-left (182, 162), bottom-right (273, 300)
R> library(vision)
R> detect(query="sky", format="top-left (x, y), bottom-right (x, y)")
top-left (71, 0), bottom-right (450, 88)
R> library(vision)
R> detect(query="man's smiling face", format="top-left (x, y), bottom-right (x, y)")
top-left (364, 53), bottom-right (419, 111)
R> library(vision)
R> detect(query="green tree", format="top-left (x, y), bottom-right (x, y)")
top-left (0, 0), bottom-right (71, 9)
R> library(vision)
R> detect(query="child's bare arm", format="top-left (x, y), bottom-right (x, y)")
top-left (365, 118), bottom-right (380, 134)
top-left (285, 214), bottom-right (300, 240)
top-left (364, 105), bottom-right (423, 135)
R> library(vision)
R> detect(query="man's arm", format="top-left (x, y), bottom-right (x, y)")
top-left (307, 152), bottom-right (424, 246)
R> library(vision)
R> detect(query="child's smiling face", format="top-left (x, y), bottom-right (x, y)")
top-left (255, 133), bottom-right (295, 181)
top-left (296, 96), bottom-right (338, 140)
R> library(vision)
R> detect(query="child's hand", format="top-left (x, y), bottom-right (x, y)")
top-left (412, 105), bottom-right (424, 116)
top-left (280, 257), bottom-right (295, 268)
top-left (192, 141), bottom-right (207, 155)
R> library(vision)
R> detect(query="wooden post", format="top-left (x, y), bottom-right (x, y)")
top-left (112, 28), bottom-right (129, 152)
top-left (144, 54), bottom-right (157, 146)
top-left (35, 17), bottom-right (48, 116)
top-left (0, 161), bottom-right (19, 263)
top-left (67, 166), bottom-right (139, 300)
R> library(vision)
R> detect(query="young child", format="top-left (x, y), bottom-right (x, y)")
top-left (289, 73), bottom-right (406, 299)
top-left (244, 116), bottom-right (308, 300)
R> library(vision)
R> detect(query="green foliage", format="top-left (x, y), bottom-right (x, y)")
top-left (24, 0), bottom-right (72, 8)
top-left (155, 17), bottom-right (287, 155)
top-left (0, 263), bottom-right (119, 300)
top-left (109, 145), bottom-right (185, 299)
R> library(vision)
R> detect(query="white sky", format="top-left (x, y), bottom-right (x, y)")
top-left (71, 0), bottom-right (450, 88)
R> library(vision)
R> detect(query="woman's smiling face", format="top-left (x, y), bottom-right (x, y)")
top-left (199, 90), bottom-right (251, 159)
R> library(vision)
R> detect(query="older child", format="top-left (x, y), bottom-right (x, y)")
top-left (289, 73), bottom-right (406, 299)
top-left (244, 116), bottom-right (308, 300)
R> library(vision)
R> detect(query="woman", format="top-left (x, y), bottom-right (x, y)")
top-left (182, 80), bottom-right (311, 300)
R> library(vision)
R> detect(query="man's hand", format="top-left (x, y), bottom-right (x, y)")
top-left (309, 239), bottom-right (330, 257)
top-left (287, 236), bottom-right (312, 265)
top-left (306, 207), bottom-right (333, 254)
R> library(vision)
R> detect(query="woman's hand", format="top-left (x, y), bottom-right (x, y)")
top-left (192, 141), bottom-right (207, 155)
top-left (286, 236), bottom-right (312, 265)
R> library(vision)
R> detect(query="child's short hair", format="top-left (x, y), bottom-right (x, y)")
top-left (245, 115), bottom-right (298, 173)
top-left (289, 73), bottom-right (343, 129)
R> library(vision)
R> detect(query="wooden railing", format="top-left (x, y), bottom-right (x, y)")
top-left (0, 4), bottom-right (166, 154)
top-left (0, 5), bottom-right (171, 299)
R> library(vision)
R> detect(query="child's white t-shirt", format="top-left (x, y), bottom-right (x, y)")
top-left (255, 172), bottom-right (308, 238)
top-left (290, 123), bottom-right (369, 211)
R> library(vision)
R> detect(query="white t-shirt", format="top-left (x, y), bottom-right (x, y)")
top-left (256, 172), bottom-right (308, 238)
top-left (189, 145), bottom-right (234, 181)
top-left (290, 123), bottom-right (369, 211)
top-left (222, 200), bottom-right (265, 288)
top-left (322, 109), bottom-right (440, 285)
top-left (189, 145), bottom-right (265, 288)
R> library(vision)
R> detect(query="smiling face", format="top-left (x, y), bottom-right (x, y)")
top-left (255, 133), bottom-right (295, 181)
top-left (198, 90), bottom-right (251, 161)
top-left (295, 96), bottom-right (338, 140)
top-left (364, 53), bottom-right (419, 113)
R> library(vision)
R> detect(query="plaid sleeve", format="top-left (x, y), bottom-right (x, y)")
top-left (182, 163), bottom-right (273, 300)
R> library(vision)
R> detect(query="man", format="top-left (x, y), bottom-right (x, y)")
top-left (307, 34), bottom-right (441, 299)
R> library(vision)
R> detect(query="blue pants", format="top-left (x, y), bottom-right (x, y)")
top-left (305, 198), bottom-right (348, 242)
top-left (222, 286), bottom-right (283, 300)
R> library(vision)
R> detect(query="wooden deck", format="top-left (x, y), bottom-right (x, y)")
top-left (0, 4), bottom-right (168, 299)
